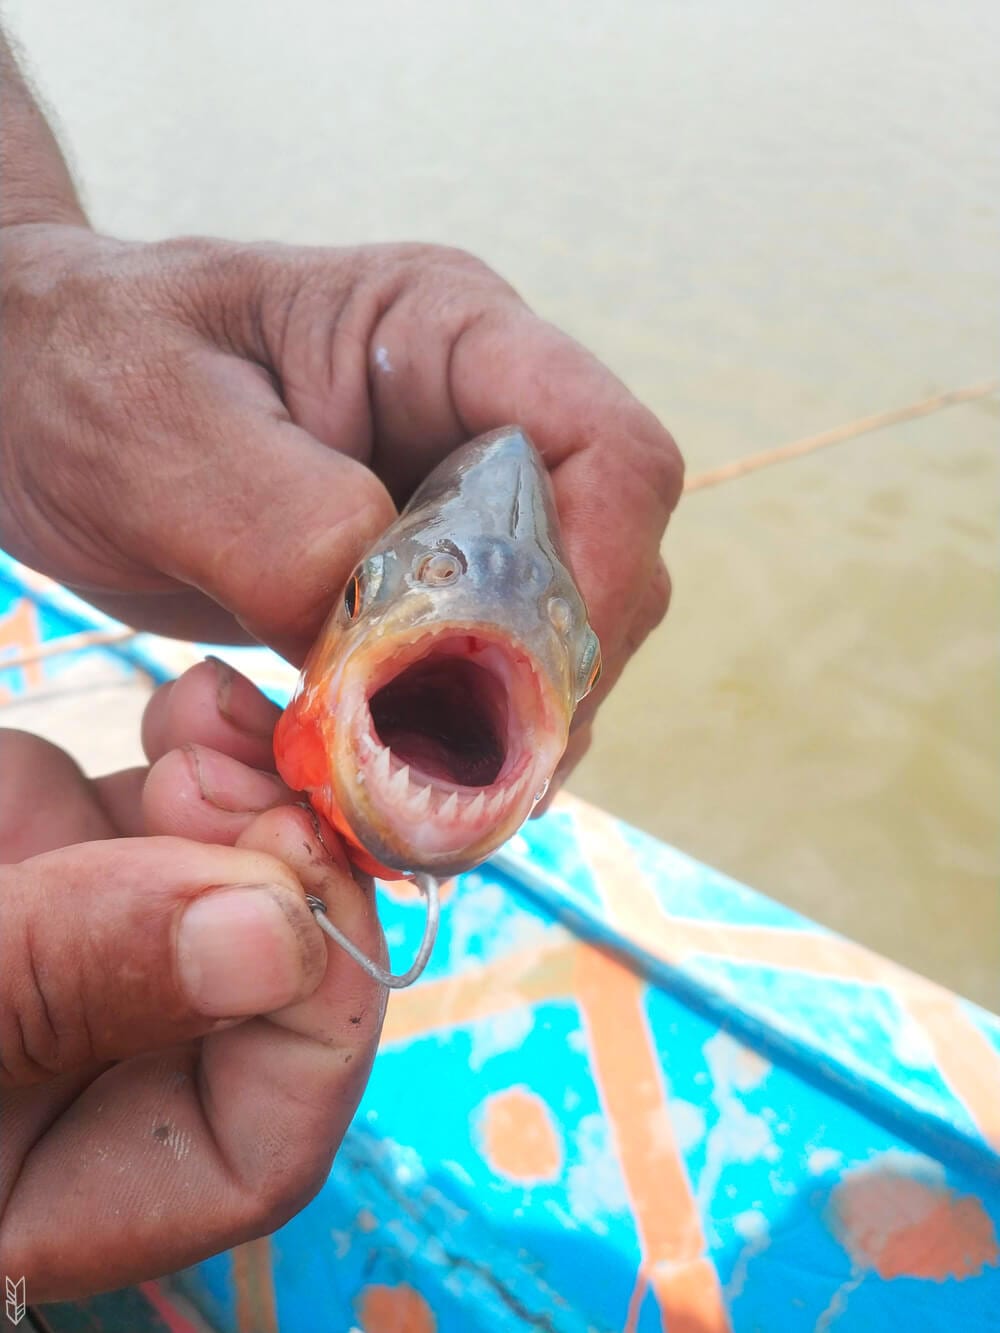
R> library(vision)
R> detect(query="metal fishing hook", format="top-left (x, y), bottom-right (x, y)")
top-left (305, 873), bottom-right (440, 990)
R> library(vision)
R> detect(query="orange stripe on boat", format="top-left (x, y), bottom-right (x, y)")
top-left (358, 1284), bottom-right (437, 1333)
top-left (0, 599), bottom-right (46, 700)
top-left (570, 799), bottom-right (883, 980)
top-left (574, 943), bottom-right (731, 1332)
top-left (568, 798), bottom-right (991, 998)
top-left (382, 939), bottom-right (578, 1045)
top-left (898, 989), bottom-right (1000, 1151)
top-left (231, 1237), bottom-right (279, 1333)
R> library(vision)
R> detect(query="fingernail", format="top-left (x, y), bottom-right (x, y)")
top-left (206, 656), bottom-right (278, 740)
top-left (186, 744), bottom-right (286, 812)
top-left (177, 885), bottom-right (315, 1016)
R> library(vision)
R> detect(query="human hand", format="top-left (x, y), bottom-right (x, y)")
top-left (0, 660), bottom-right (385, 1300)
top-left (0, 221), bottom-right (682, 796)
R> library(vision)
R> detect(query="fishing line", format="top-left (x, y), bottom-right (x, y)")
top-left (306, 873), bottom-right (441, 989)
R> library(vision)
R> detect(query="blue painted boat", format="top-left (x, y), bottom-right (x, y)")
top-left (3, 551), bottom-right (998, 1333)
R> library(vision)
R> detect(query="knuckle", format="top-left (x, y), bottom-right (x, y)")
top-left (393, 243), bottom-right (520, 312)
top-left (632, 410), bottom-right (685, 514)
top-left (647, 558), bottom-right (673, 625)
top-left (0, 883), bottom-right (84, 1085)
top-left (622, 562), bottom-right (672, 661)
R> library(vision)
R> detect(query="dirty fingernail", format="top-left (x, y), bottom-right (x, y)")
top-left (177, 885), bottom-right (317, 1016)
top-left (206, 655), bottom-right (278, 740)
top-left (186, 744), bottom-right (287, 812)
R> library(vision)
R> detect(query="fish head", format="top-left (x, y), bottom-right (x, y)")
top-left (274, 428), bottom-right (601, 877)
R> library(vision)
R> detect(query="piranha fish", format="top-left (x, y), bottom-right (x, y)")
top-left (273, 427), bottom-right (602, 880)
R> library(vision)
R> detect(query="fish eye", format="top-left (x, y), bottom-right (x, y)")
top-left (343, 554), bottom-right (385, 621)
top-left (344, 571), bottom-right (361, 619)
top-left (417, 550), bottom-right (462, 586)
top-left (585, 652), bottom-right (603, 695)
top-left (576, 630), bottom-right (602, 702)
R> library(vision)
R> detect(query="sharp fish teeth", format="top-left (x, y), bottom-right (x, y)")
top-left (467, 790), bottom-right (486, 820)
top-left (409, 783), bottom-right (432, 816)
top-left (388, 763), bottom-right (410, 801)
top-left (373, 746), bottom-right (391, 785)
top-left (486, 788), bottom-right (508, 820)
top-left (440, 791), bottom-right (459, 819)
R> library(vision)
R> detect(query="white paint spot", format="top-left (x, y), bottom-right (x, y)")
top-left (330, 1228), bottom-right (352, 1259)
top-left (449, 882), bottom-right (550, 966)
top-left (567, 1114), bottom-right (628, 1225)
top-left (696, 1035), bottom-right (777, 1211)
top-left (807, 1146), bottom-right (844, 1175)
top-left (725, 1210), bottom-right (772, 1302)
top-left (704, 1030), bottom-right (772, 1092)
top-left (442, 1159), bottom-right (473, 1187)
top-left (545, 1198), bottom-right (585, 1232)
top-left (468, 1004), bottom-right (535, 1071)
top-left (728, 1103), bottom-right (774, 1162)
top-left (669, 1099), bottom-right (708, 1152)
top-left (734, 1208), bottom-right (769, 1241)
top-left (566, 1027), bottom-right (587, 1054)
top-left (816, 1271), bottom-right (864, 1331)
top-left (892, 1016), bottom-right (937, 1069)
top-left (769, 1169), bottom-right (799, 1197)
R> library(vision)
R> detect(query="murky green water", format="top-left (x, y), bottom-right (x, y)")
top-left (8, 0), bottom-right (998, 1005)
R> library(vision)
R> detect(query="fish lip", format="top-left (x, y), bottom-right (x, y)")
top-left (330, 622), bottom-right (568, 873)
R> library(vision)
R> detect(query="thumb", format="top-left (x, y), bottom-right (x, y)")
top-left (0, 837), bottom-right (326, 1087)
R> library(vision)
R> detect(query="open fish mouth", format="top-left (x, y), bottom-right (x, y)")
top-left (340, 628), bottom-right (566, 869)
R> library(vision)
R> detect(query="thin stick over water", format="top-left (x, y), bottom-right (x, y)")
top-left (0, 625), bottom-right (138, 673)
top-left (684, 379), bottom-right (999, 493)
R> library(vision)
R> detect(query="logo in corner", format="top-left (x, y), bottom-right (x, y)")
top-left (4, 1276), bottom-right (25, 1327)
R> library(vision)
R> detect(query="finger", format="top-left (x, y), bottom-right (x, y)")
top-left (62, 581), bottom-right (256, 648)
top-left (0, 837), bottom-right (325, 1087)
top-left (143, 745), bottom-right (293, 845)
top-left (0, 730), bottom-right (115, 860)
top-left (129, 350), bottom-right (396, 663)
top-left (449, 311), bottom-right (683, 676)
top-left (93, 766), bottom-right (149, 838)
top-left (4, 808), bottom-right (383, 1300)
top-left (141, 658), bottom-right (281, 770)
